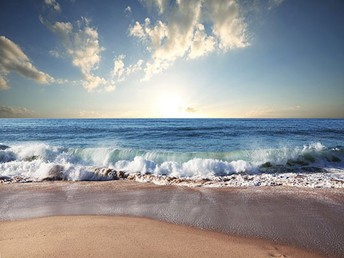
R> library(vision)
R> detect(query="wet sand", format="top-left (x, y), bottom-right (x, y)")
top-left (0, 215), bottom-right (321, 258)
top-left (0, 181), bottom-right (343, 257)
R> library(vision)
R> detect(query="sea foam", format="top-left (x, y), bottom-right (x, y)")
top-left (0, 142), bottom-right (343, 188)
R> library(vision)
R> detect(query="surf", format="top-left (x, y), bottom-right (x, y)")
top-left (0, 142), bottom-right (343, 187)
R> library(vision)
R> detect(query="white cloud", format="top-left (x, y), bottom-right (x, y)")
top-left (130, 18), bottom-right (169, 53)
top-left (113, 55), bottom-right (143, 82)
top-left (129, 0), bottom-right (249, 80)
top-left (113, 55), bottom-right (126, 81)
top-left (82, 74), bottom-right (106, 91)
top-left (125, 6), bottom-right (132, 14)
top-left (44, 0), bottom-right (61, 12)
top-left (204, 0), bottom-right (249, 50)
top-left (41, 17), bottom-right (108, 91)
top-left (130, 21), bottom-right (146, 39)
top-left (141, 0), bottom-right (169, 14)
top-left (0, 105), bottom-right (35, 118)
top-left (128, 59), bottom-right (144, 75)
top-left (143, 58), bottom-right (170, 81)
top-left (49, 49), bottom-right (60, 58)
top-left (0, 36), bottom-right (54, 90)
top-left (0, 77), bottom-right (9, 90)
top-left (153, 0), bottom-right (202, 61)
top-left (105, 84), bottom-right (116, 92)
top-left (38, 0), bottom-right (261, 90)
top-left (189, 24), bottom-right (215, 59)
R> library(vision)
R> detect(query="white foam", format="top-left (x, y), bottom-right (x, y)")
top-left (128, 171), bottom-right (344, 189)
top-left (10, 143), bottom-right (55, 160)
top-left (0, 142), bottom-right (343, 188)
top-left (112, 156), bottom-right (252, 178)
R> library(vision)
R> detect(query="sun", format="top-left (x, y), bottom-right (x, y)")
top-left (156, 95), bottom-right (184, 118)
top-left (154, 94), bottom-right (201, 118)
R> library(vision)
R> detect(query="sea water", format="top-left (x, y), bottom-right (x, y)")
top-left (0, 118), bottom-right (343, 187)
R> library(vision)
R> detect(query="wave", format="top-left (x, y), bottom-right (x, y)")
top-left (0, 142), bottom-right (343, 184)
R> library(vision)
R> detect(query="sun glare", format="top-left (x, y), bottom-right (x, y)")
top-left (153, 93), bottom-right (201, 118)
top-left (156, 95), bottom-right (184, 118)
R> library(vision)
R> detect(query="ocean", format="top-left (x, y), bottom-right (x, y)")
top-left (0, 118), bottom-right (343, 186)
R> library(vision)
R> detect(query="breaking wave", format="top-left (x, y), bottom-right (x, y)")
top-left (0, 142), bottom-right (343, 184)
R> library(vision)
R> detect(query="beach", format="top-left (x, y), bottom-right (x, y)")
top-left (1, 0), bottom-right (344, 255)
top-left (1, 181), bottom-right (343, 257)
top-left (0, 215), bottom-right (321, 258)
top-left (1, 118), bottom-right (344, 257)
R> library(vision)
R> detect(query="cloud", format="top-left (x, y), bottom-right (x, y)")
top-left (105, 84), bottom-right (116, 92)
top-left (113, 55), bottom-right (126, 81)
top-left (124, 6), bottom-right (132, 14)
top-left (44, 0), bottom-right (61, 12)
top-left (41, 17), bottom-right (109, 91)
top-left (0, 77), bottom-right (9, 90)
top-left (268, 0), bottom-right (284, 10)
top-left (185, 106), bottom-right (197, 113)
top-left (113, 55), bottom-right (143, 82)
top-left (0, 105), bottom-right (35, 118)
top-left (140, 0), bottom-right (169, 14)
top-left (189, 24), bottom-right (215, 59)
top-left (40, 0), bottom-right (123, 92)
top-left (0, 36), bottom-right (54, 90)
top-left (129, 0), bottom-right (249, 80)
top-left (49, 49), bottom-right (60, 58)
top-left (204, 0), bottom-right (248, 50)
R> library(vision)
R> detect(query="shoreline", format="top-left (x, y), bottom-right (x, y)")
top-left (1, 169), bottom-right (344, 188)
top-left (0, 215), bottom-right (322, 258)
top-left (1, 181), bottom-right (343, 257)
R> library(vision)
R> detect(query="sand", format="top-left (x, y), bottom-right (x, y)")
top-left (0, 215), bottom-right (321, 258)
top-left (0, 181), bottom-right (343, 257)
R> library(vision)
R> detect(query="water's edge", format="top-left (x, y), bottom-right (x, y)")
top-left (1, 182), bottom-right (343, 257)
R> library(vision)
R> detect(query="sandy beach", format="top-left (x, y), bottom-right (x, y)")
top-left (0, 181), bottom-right (343, 257)
top-left (0, 215), bottom-right (323, 258)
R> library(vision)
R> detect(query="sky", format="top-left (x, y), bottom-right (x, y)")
top-left (0, 0), bottom-right (343, 118)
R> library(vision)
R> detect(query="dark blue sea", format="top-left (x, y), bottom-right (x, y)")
top-left (0, 119), bottom-right (343, 181)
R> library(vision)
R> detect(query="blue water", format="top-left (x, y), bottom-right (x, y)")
top-left (1, 118), bottom-right (343, 151)
top-left (0, 118), bottom-right (343, 180)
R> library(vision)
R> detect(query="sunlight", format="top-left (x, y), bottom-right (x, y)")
top-left (156, 95), bottom-right (184, 118)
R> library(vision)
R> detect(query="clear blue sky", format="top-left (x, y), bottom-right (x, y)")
top-left (0, 0), bottom-right (343, 118)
